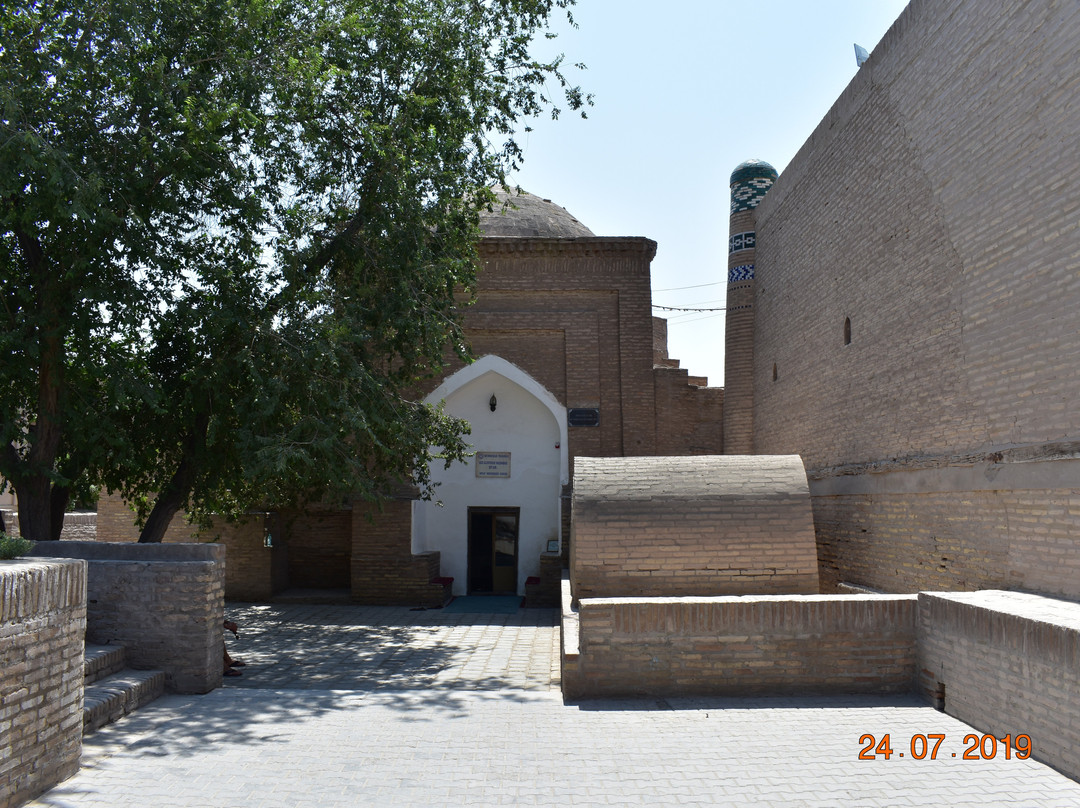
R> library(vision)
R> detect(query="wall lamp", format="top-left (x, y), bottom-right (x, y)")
top-left (489, 394), bottom-right (497, 412)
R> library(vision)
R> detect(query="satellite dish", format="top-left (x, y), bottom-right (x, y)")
top-left (854, 43), bottom-right (870, 67)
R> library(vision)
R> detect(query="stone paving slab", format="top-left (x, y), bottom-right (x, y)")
top-left (28, 690), bottom-right (1080, 807)
top-left (26, 604), bottom-right (1080, 806)
top-left (220, 602), bottom-right (561, 691)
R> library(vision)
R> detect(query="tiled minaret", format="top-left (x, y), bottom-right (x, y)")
top-left (723, 159), bottom-right (777, 454)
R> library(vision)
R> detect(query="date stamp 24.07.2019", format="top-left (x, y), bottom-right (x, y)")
top-left (859, 733), bottom-right (1032, 761)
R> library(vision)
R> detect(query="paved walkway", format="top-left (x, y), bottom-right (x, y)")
top-left (220, 602), bottom-right (561, 691)
top-left (28, 603), bottom-right (1080, 807)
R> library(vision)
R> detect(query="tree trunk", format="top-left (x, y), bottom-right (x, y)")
top-left (138, 413), bottom-right (210, 543)
top-left (12, 228), bottom-right (67, 541)
top-left (138, 482), bottom-right (187, 544)
top-left (15, 476), bottom-right (58, 540)
top-left (49, 485), bottom-right (71, 541)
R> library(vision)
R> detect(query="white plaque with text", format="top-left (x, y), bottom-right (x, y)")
top-left (475, 452), bottom-right (511, 478)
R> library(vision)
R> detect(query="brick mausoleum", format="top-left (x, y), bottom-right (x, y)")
top-left (81, 0), bottom-right (1080, 610)
top-left (7, 0), bottom-right (1080, 797)
top-left (96, 189), bottom-right (724, 604)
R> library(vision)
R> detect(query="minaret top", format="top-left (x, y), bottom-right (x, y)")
top-left (729, 159), bottom-right (778, 214)
top-left (729, 159), bottom-right (778, 185)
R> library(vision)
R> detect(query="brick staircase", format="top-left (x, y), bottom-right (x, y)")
top-left (83, 644), bottom-right (165, 734)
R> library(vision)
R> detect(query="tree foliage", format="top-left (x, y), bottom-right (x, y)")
top-left (0, 0), bottom-right (589, 540)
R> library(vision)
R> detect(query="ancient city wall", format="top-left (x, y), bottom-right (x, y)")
top-left (0, 559), bottom-right (85, 808)
top-left (571, 455), bottom-right (819, 599)
top-left (29, 542), bottom-right (225, 694)
top-left (751, 0), bottom-right (1080, 597)
top-left (917, 591), bottom-right (1080, 781)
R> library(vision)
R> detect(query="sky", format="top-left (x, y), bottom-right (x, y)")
top-left (507, 0), bottom-right (911, 386)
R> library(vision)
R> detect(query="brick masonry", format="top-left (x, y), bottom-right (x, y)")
top-left (95, 492), bottom-right (192, 543)
top-left (1, 511), bottom-right (95, 542)
top-left (563, 593), bottom-right (917, 700)
top-left (917, 590), bottom-right (1080, 781)
top-left (571, 455), bottom-right (819, 599)
top-left (90, 222), bottom-right (725, 603)
top-left (0, 559), bottom-right (85, 808)
top-left (351, 499), bottom-right (449, 608)
top-left (748, 0), bottom-right (1080, 599)
top-left (28, 542), bottom-right (225, 694)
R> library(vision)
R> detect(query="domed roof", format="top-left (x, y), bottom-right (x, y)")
top-left (730, 159), bottom-right (778, 186)
top-left (479, 190), bottom-right (595, 238)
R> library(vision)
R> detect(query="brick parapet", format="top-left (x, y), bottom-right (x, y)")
top-left (479, 236), bottom-right (657, 259)
top-left (563, 594), bottom-right (917, 699)
top-left (0, 559), bottom-right (86, 808)
top-left (917, 590), bottom-right (1080, 781)
top-left (29, 542), bottom-right (224, 694)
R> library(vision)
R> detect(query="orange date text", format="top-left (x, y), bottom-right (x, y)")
top-left (858, 733), bottom-right (1032, 761)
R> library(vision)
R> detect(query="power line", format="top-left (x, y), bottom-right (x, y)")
top-left (652, 304), bottom-right (726, 312)
top-left (653, 281), bottom-right (723, 292)
top-left (667, 312), bottom-right (724, 325)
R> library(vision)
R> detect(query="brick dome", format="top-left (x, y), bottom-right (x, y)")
top-left (480, 190), bottom-right (595, 238)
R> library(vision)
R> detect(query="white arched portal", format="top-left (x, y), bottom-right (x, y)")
top-left (414, 356), bottom-right (567, 596)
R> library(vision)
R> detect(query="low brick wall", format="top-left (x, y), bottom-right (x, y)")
top-left (0, 559), bottom-right (86, 808)
top-left (525, 553), bottom-right (562, 608)
top-left (0, 511), bottom-right (95, 541)
top-left (29, 542), bottom-right (224, 694)
top-left (917, 590), bottom-right (1080, 781)
top-left (563, 593), bottom-right (917, 700)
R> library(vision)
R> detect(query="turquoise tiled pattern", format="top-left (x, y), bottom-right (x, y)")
top-left (729, 231), bottom-right (756, 254)
top-left (729, 159), bottom-right (779, 213)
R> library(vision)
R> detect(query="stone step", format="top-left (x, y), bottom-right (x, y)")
top-left (83, 669), bottom-right (166, 735)
top-left (84, 644), bottom-right (127, 685)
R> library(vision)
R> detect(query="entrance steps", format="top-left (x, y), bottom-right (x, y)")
top-left (83, 644), bottom-right (165, 735)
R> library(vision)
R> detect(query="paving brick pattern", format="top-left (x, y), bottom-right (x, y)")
top-left (26, 604), bottom-right (1080, 807)
top-left (220, 602), bottom-right (561, 691)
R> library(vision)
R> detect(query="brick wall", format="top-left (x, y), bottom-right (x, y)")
top-left (282, 508), bottom-right (351, 589)
top-left (563, 593), bottom-right (917, 700)
top-left (29, 542), bottom-right (224, 694)
top-left (196, 516), bottom-right (273, 602)
top-left (0, 559), bottom-right (85, 808)
top-left (917, 591), bottom-right (1080, 782)
top-left (749, 0), bottom-right (1080, 598)
top-left (1, 511), bottom-right (96, 541)
top-left (95, 492), bottom-right (191, 543)
top-left (467, 238), bottom-right (662, 461)
top-left (59, 513), bottom-right (96, 542)
top-left (571, 455), bottom-right (819, 599)
top-left (350, 499), bottom-right (448, 607)
top-left (652, 367), bottom-right (723, 455)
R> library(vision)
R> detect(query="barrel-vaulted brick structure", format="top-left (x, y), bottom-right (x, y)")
top-left (570, 454), bottom-right (819, 599)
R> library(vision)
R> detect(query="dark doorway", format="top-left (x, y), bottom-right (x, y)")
top-left (467, 507), bottom-right (520, 594)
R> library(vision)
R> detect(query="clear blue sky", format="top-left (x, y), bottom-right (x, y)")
top-left (508, 0), bottom-right (910, 385)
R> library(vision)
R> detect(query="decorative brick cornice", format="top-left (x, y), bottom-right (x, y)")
top-left (479, 236), bottom-right (657, 259)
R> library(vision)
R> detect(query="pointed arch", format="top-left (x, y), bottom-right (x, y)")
top-left (425, 355), bottom-right (569, 484)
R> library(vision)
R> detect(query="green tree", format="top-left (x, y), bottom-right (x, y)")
top-left (0, 0), bottom-right (589, 541)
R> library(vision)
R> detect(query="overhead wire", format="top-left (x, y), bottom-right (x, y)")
top-left (652, 280), bottom-right (724, 292)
